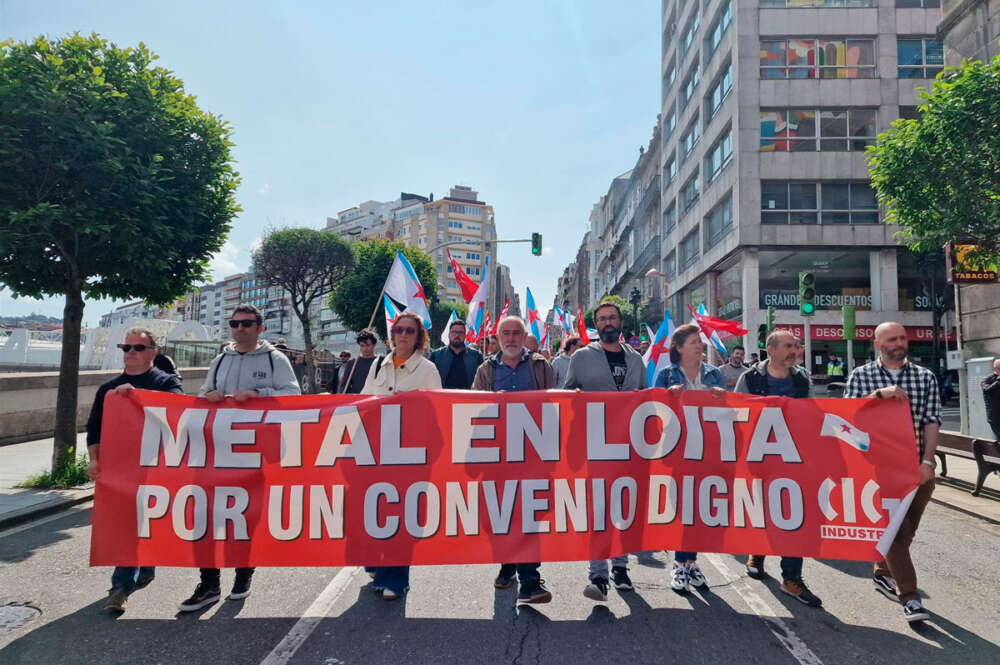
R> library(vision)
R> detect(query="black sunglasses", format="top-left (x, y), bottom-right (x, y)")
top-left (229, 319), bottom-right (260, 328)
top-left (117, 343), bottom-right (156, 352)
top-left (391, 326), bottom-right (418, 335)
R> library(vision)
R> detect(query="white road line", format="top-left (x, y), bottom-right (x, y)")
top-left (704, 554), bottom-right (825, 665)
top-left (0, 501), bottom-right (93, 539)
top-left (258, 566), bottom-right (361, 665)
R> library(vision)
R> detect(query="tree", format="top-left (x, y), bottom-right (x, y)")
top-left (0, 35), bottom-right (240, 472)
top-left (867, 54), bottom-right (1000, 266)
top-left (252, 228), bottom-right (354, 393)
top-left (583, 295), bottom-right (636, 336)
top-left (328, 240), bottom-right (438, 343)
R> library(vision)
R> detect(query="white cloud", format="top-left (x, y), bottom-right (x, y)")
top-left (209, 240), bottom-right (242, 281)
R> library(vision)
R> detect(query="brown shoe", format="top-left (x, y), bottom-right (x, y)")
top-left (104, 589), bottom-right (128, 613)
top-left (779, 578), bottom-right (823, 607)
top-left (745, 555), bottom-right (767, 579)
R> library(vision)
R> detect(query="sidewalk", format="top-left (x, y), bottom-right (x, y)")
top-left (0, 433), bottom-right (94, 528)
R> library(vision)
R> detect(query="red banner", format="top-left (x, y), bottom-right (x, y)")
top-left (90, 390), bottom-right (920, 568)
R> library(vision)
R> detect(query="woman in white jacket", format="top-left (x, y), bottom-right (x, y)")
top-left (362, 312), bottom-right (441, 599)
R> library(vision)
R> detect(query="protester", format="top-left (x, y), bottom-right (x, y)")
top-left (827, 352), bottom-right (845, 377)
top-left (564, 300), bottom-right (647, 601)
top-left (749, 352), bottom-right (759, 364)
top-left (551, 335), bottom-right (582, 388)
top-left (362, 312), bottom-right (441, 600)
top-left (337, 330), bottom-right (380, 394)
top-left (524, 334), bottom-right (539, 353)
top-left (718, 344), bottom-right (747, 391)
top-left (178, 304), bottom-right (301, 613)
top-left (430, 320), bottom-right (484, 389)
top-left (735, 329), bottom-right (823, 608)
top-left (653, 324), bottom-right (725, 592)
top-left (87, 327), bottom-right (183, 613)
top-left (485, 334), bottom-right (500, 355)
top-left (844, 321), bottom-right (941, 623)
top-left (472, 316), bottom-right (555, 605)
top-left (539, 347), bottom-right (552, 361)
top-left (638, 339), bottom-right (650, 356)
top-left (981, 359), bottom-right (1000, 441)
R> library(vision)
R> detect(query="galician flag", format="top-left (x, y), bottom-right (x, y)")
top-left (383, 250), bottom-right (432, 329)
top-left (643, 308), bottom-right (676, 386)
top-left (525, 287), bottom-right (543, 340)
top-left (820, 412), bottom-right (871, 452)
top-left (383, 294), bottom-right (402, 341)
top-left (440, 310), bottom-right (458, 346)
top-left (693, 303), bottom-right (730, 357)
top-left (465, 256), bottom-right (491, 344)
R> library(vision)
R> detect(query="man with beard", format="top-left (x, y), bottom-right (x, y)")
top-left (430, 320), bottom-right (483, 389)
top-left (563, 300), bottom-right (647, 601)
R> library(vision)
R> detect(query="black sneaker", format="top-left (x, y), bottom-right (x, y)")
top-left (494, 564), bottom-right (517, 589)
top-left (178, 583), bottom-right (221, 612)
top-left (745, 555), bottom-right (767, 580)
top-left (583, 577), bottom-right (609, 602)
top-left (611, 566), bottom-right (633, 591)
top-left (903, 599), bottom-right (929, 622)
top-left (517, 579), bottom-right (552, 605)
top-left (780, 578), bottom-right (822, 607)
top-left (873, 573), bottom-right (897, 600)
top-left (104, 588), bottom-right (128, 613)
top-left (228, 572), bottom-right (253, 600)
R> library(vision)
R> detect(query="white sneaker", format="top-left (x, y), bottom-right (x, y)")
top-left (686, 562), bottom-right (706, 589)
top-left (670, 564), bottom-right (690, 593)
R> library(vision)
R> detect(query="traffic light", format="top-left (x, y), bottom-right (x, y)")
top-left (531, 232), bottom-right (542, 256)
top-left (767, 305), bottom-right (776, 331)
top-left (757, 324), bottom-right (768, 349)
top-left (799, 271), bottom-right (816, 316)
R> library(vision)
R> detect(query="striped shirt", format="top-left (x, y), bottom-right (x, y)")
top-left (844, 359), bottom-right (941, 459)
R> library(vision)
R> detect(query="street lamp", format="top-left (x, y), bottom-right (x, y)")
top-left (646, 268), bottom-right (669, 309)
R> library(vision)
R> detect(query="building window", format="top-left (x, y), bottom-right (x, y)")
top-left (665, 250), bottom-right (677, 279)
top-left (681, 11), bottom-right (701, 56)
top-left (760, 38), bottom-right (876, 79)
top-left (705, 61), bottom-right (733, 120)
top-left (760, 108), bottom-right (876, 151)
top-left (663, 200), bottom-right (677, 234)
top-left (681, 117), bottom-right (701, 161)
top-left (895, 0), bottom-right (939, 7)
top-left (665, 153), bottom-right (677, 184)
top-left (761, 181), bottom-right (879, 224)
top-left (705, 1), bottom-right (732, 61)
top-left (761, 0), bottom-right (876, 6)
top-left (681, 62), bottom-right (701, 108)
top-left (897, 38), bottom-right (943, 78)
top-left (704, 196), bottom-right (733, 250)
top-left (898, 105), bottom-right (921, 120)
top-left (664, 58), bottom-right (677, 95)
top-left (705, 127), bottom-right (733, 182)
top-left (681, 171), bottom-right (700, 213)
top-left (679, 229), bottom-right (700, 270)
top-left (664, 107), bottom-right (676, 138)
top-left (448, 204), bottom-right (482, 216)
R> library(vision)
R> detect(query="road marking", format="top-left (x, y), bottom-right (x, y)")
top-left (258, 566), bottom-right (361, 665)
top-left (704, 554), bottom-right (825, 665)
top-left (0, 501), bottom-right (93, 539)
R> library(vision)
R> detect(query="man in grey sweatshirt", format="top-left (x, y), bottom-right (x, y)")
top-left (178, 304), bottom-right (301, 613)
top-left (563, 301), bottom-right (647, 602)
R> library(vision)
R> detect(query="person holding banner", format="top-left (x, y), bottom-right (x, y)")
top-left (564, 300), bottom-right (647, 601)
top-left (179, 304), bottom-right (301, 613)
top-left (472, 315), bottom-right (555, 605)
top-left (735, 329), bottom-right (823, 608)
top-left (653, 324), bottom-right (726, 593)
top-left (87, 327), bottom-right (183, 613)
top-left (844, 321), bottom-right (941, 623)
top-left (430, 320), bottom-right (483, 389)
top-left (362, 311), bottom-right (442, 600)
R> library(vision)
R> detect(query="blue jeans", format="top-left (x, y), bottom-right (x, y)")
top-left (674, 551), bottom-right (697, 563)
top-left (372, 566), bottom-right (409, 594)
top-left (111, 566), bottom-right (155, 593)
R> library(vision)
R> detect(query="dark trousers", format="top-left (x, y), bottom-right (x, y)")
top-left (200, 567), bottom-right (254, 587)
top-left (990, 421), bottom-right (1000, 442)
top-left (111, 566), bottom-right (154, 593)
top-left (499, 562), bottom-right (541, 584)
top-left (674, 551), bottom-right (697, 563)
top-left (779, 557), bottom-right (803, 581)
top-left (874, 481), bottom-right (934, 603)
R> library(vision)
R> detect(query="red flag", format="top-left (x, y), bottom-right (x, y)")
top-left (480, 310), bottom-right (492, 341)
top-left (577, 304), bottom-right (590, 345)
top-left (447, 250), bottom-right (480, 303)
top-left (492, 301), bottom-right (509, 335)
top-left (689, 307), bottom-right (749, 340)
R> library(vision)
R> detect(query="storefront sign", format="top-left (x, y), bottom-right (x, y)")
top-left (761, 290), bottom-right (872, 310)
top-left (946, 243), bottom-right (998, 283)
top-left (777, 324), bottom-right (955, 342)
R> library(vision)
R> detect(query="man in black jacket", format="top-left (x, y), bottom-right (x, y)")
top-left (982, 359), bottom-right (1000, 440)
top-left (429, 320), bottom-right (483, 389)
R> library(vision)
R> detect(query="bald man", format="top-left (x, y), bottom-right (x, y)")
top-left (844, 321), bottom-right (941, 623)
top-left (981, 359), bottom-right (1000, 441)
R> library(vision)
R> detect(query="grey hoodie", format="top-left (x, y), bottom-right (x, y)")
top-left (199, 340), bottom-right (302, 397)
top-left (563, 341), bottom-right (647, 392)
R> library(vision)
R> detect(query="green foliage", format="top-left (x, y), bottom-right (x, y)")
top-left (430, 299), bottom-right (468, 349)
top-left (0, 33), bottom-right (241, 302)
top-left (329, 239), bottom-right (438, 342)
top-left (867, 54), bottom-right (1000, 266)
top-left (583, 295), bottom-right (637, 334)
top-left (19, 455), bottom-right (90, 489)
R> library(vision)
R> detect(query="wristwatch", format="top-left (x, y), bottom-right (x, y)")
top-left (920, 459), bottom-right (935, 468)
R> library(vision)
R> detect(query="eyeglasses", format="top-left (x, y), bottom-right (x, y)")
top-left (117, 344), bottom-right (155, 352)
top-left (229, 319), bottom-right (260, 328)
top-left (391, 326), bottom-right (417, 335)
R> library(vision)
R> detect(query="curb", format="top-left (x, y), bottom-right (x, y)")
top-left (0, 488), bottom-right (95, 531)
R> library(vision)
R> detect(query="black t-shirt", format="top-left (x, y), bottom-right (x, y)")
top-left (339, 356), bottom-right (377, 394)
top-left (604, 349), bottom-right (627, 390)
top-left (86, 368), bottom-right (183, 445)
top-left (444, 349), bottom-right (470, 389)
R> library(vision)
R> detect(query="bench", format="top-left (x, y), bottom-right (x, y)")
top-left (937, 430), bottom-right (1000, 496)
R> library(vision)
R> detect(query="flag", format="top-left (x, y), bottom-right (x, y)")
top-left (644, 323), bottom-right (655, 344)
top-left (576, 303), bottom-right (590, 345)
top-left (492, 300), bottom-right (510, 335)
top-left (820, 412), bottom-right (871, 452)
top-left (480, 310), bottom-right (492, 342)
top-left (440, 310), bottom-right (458, 347)
top-left (383, 294), bottom-right (401, 341)
top-left (383, 251), bottom-right (432, 329)
top-left (465, 256), bottom-right (491, 344)
top-left (643, 309), bottom-right (676, 386)
top-left (447, 249), bottom-right (479, 303)
top-left (525, 288), bottom-right (543, 340)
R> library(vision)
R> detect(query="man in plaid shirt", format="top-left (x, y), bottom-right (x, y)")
top-left (844, 321), bottom-right (940, 623)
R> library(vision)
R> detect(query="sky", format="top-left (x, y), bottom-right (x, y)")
top-left (0, 0), bottom-right (660, 327)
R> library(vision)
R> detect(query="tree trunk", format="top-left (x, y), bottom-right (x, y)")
top-left (300, 313), bottom-right (317, 394)
top-left (52, 286), bottom-right (85, 472)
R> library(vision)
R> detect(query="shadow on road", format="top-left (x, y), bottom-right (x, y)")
top-left (0, 506), bottom-right (87, 564)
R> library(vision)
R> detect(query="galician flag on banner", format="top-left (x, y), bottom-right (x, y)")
top-left (383, 250), bottom-right (432, 329)
top-left (440, 310), bottom-right (458, 347)
top-left (820, 412), bottom-right (871, 452)
top-left (643, 308), bottom-right (676, 386)
top-left (525, 287), bottom-right (543, 340)
top-left (465, 256), bottom-right (491, 343)
top-left (383, 294), bottom-right (402, 341)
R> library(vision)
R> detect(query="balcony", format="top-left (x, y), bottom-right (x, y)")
top-left (633, 175), bottom-right (661, 224)
top-left (632, 234), bottom-right (662, 274)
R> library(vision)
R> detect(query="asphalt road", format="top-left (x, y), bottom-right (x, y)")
top-left (1, 500), bottom-right (998, 665)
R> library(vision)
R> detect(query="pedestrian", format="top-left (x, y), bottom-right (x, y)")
top-left (472, 316), bottom-right (555, 605)
top-left (486, 334), bottom-right (500, 355)
top-left (981, 359), bottom-right (1000, 441)
top-left (178, 304), bottom-right (301, 613)
top-left (429, 320), bottom-right (484, 389)
top-left (551, 336), bottom-right (582, 388)
top-left (638, 339), bottom-right (650, 356)
top-left (717, 344), bottom-right (747, 391)
top-left (563, 300), bottom-right (647, 601)
top-left (337, 330), bottom-right (380, 394)
top-left (653, 324), bottom-right (725, 593)
top-left (749, 352), bottom-right (759, 364)
top-left (735, 329), bottom-right (823, 608)
top-left (525, 334), bottom-right (539, 353)
top-left (86, 327), bottom-right (183, 613)
top-left (827, 352), bottom-right (845, 378)
top-left (362, 312), bottom-right (441, 600)
top-left (844, 321), bottom-right (941, 623)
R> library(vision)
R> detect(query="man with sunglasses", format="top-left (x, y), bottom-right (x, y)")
top-left (86, 327), bottom-right (183, 613)
top-left (179, 304), bottom-right (301, 613)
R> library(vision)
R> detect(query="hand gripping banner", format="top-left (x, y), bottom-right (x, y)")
top-left (90, 389), bottom-right (920, 568)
